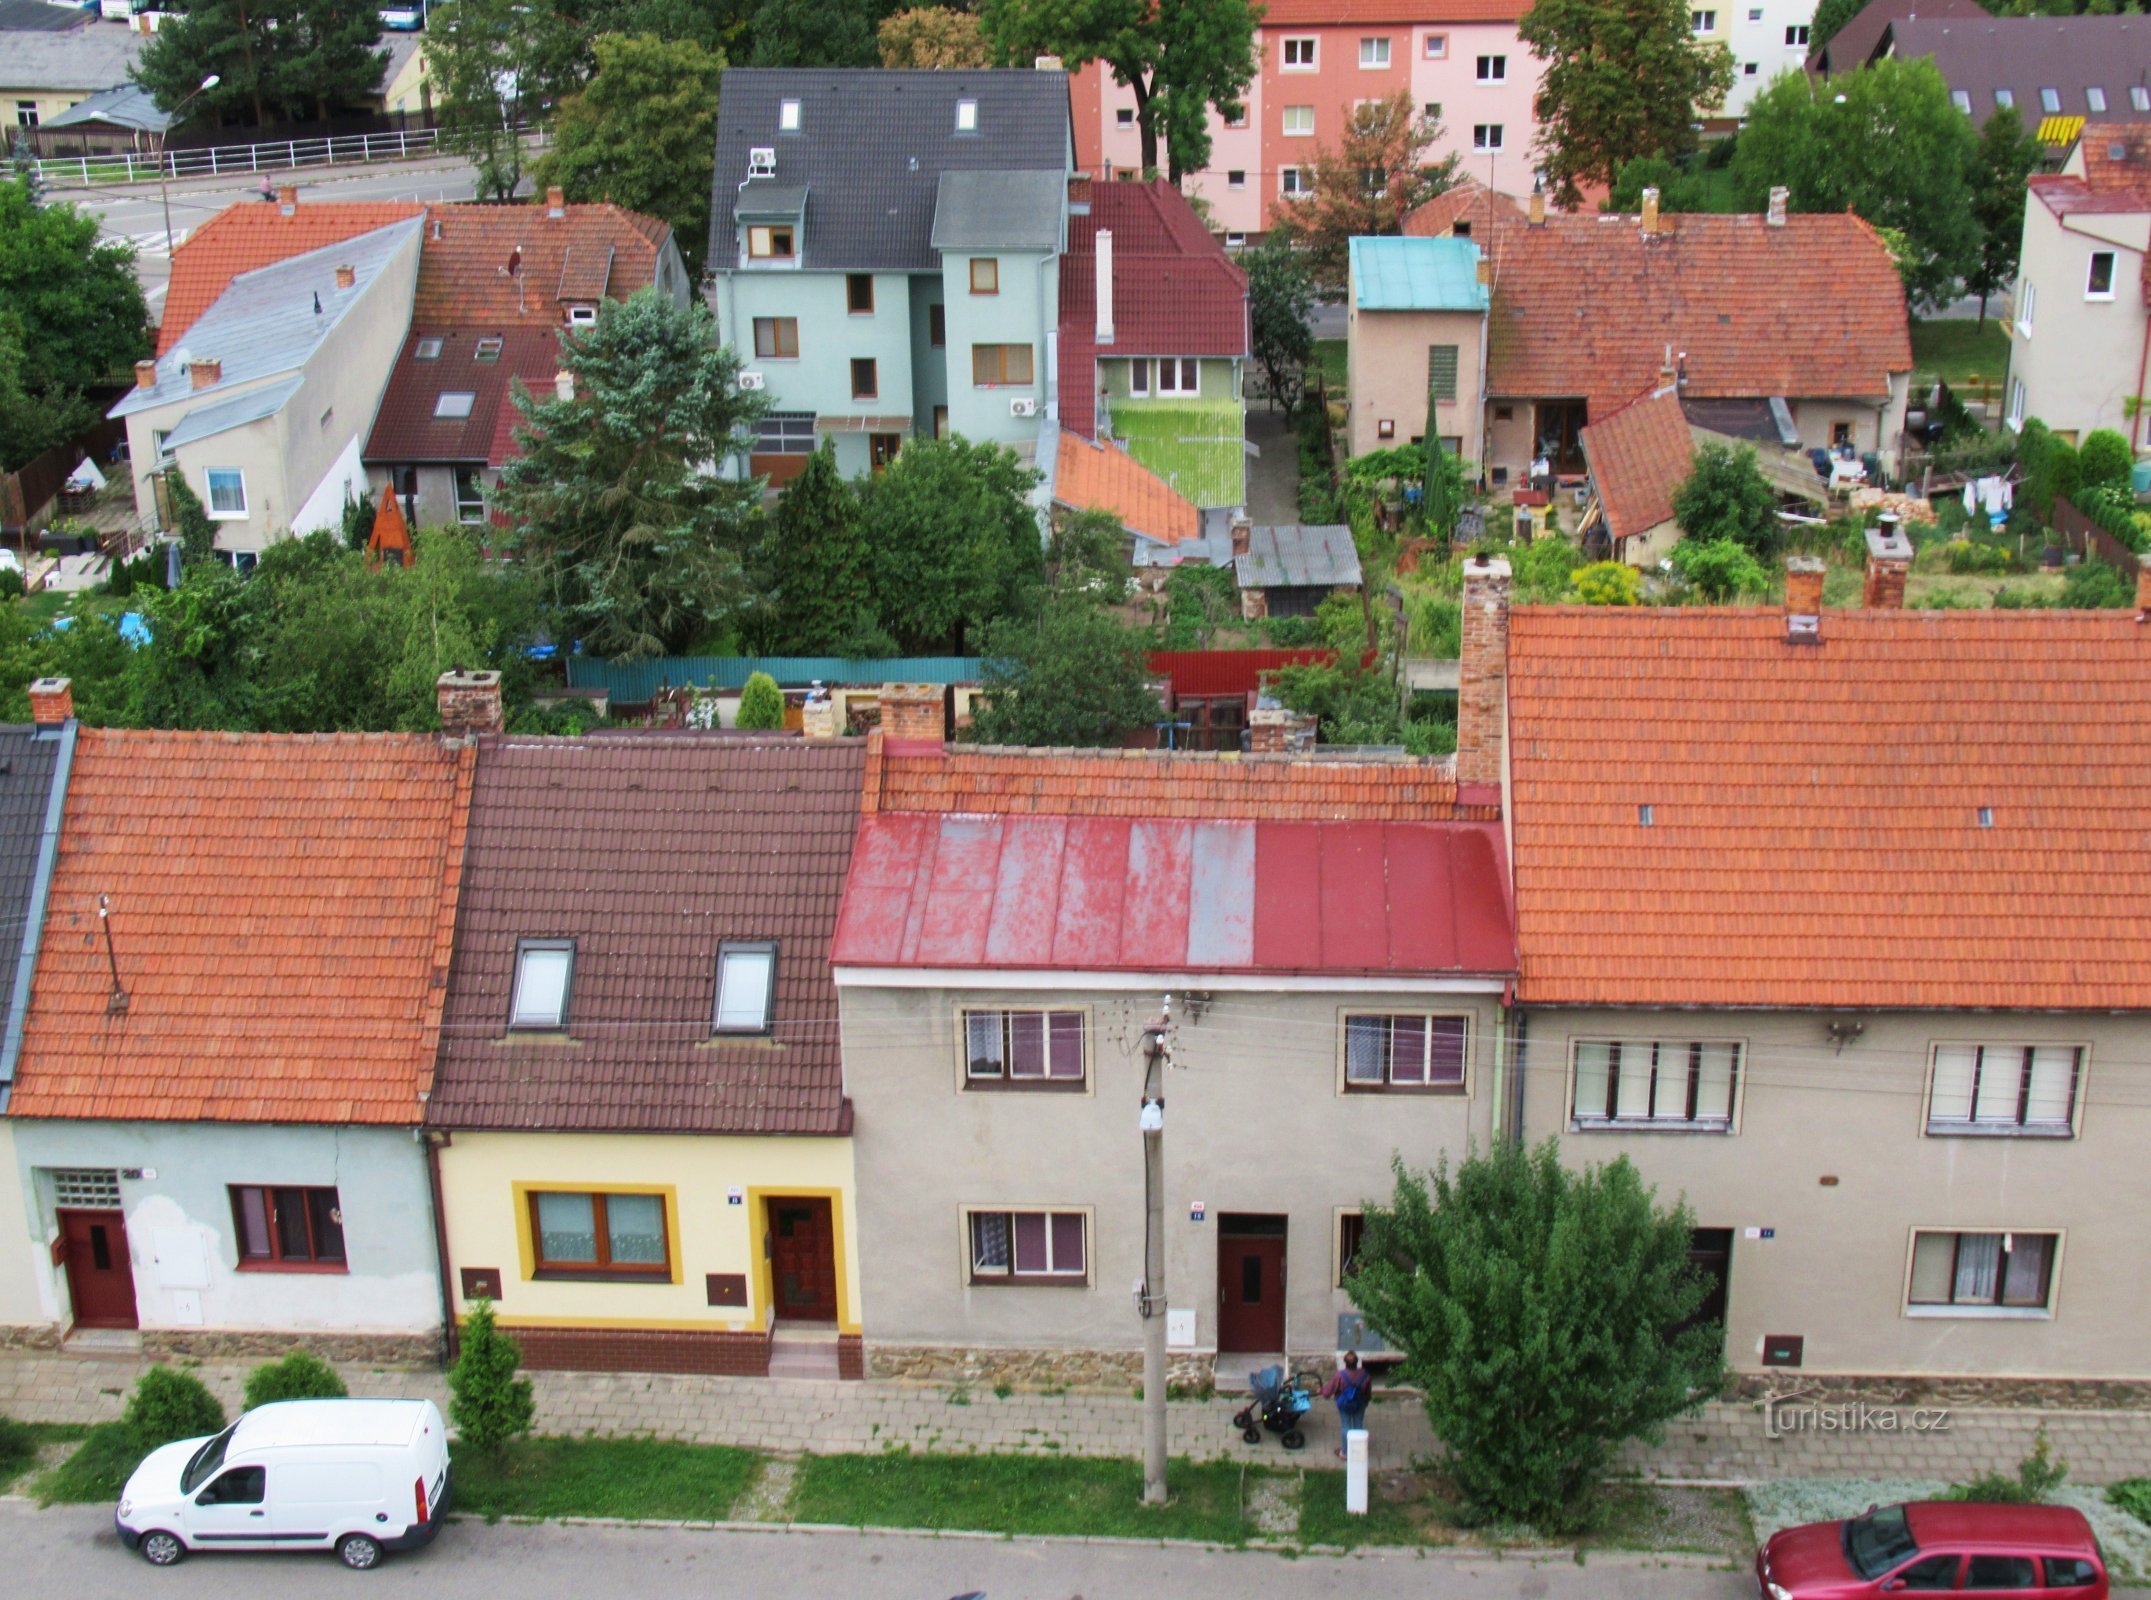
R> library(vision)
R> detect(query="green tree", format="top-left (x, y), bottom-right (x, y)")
top-left (380, 527), bottom-right (538, 728)
top-left (980, 0), bottom-right (1258, 181)
top-left (736, 669), bottom-right (787, 728)
top-left (971, 605), bottom-right (1158, 746)
top-left (1274, 92), bottom-right (1460, 290)
top-left (494, 290), bottom-right (768, 660)
top-left (1966, 110), bottom-right (2042, 328)
top-left (0, 179), bottom-right (150, 471)
top-left (242, 1351), bottom-right (349, 1410)
top-left (1731, 58), bottom-right (1979, 310)
top-left (1519, 0), bottom-right (1735, 206)
top-left (1807, 0), bottom-right (1865, 53)
top-left (588, 0), bottom-right (756, 57)
top-left (123, 1366), bottom-right (227, 1449)
top-left (749, 0), bottom-right (886, 67)
top-left (166, 473), bottom-right (219, 566)
top-left (135, 0), bottom-right (388, 127)
top-left (879, 4), bottom-right (992, 66)
top-left (1671, 441), bottom-right (1782, 555)
top-left (857, 435), bottom-right (1044, 653)
top-left (430, 0), bottom-right (589, 200)
top-left (1667, 536), bottom-right (1770, 600)
top-left (1568, 559), bottom-right (1642, 604)
top-left (770, 441), bottom-right (879, 652)
top-left (536, 34), bottom-right (725, 279)
top-left (1244, 235), bottom-right (1314, 416)
top-left (2076, 427), bottom-right (2133, 492)
top-left (1347, 1142), bottom-right (1723, 1529)
top-left (447, 1300), bottom-right (535, 1457)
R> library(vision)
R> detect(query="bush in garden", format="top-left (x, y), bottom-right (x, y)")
top-left (2075, 428), bottom-right (2133, 494)
top-left (2110, 1477), bottom-right (2151, 1526)
top-left (734, 670), bottom-right (785, 731)
top-left (123, 1365), bottom-right (226, 1449)
top-left (448, 1300), bottom-right (534, 1457)
top-left (1943, 539), bottom-right (2018, 575)
top-left (1949, 1429), bottom-right (2068, 1504)
top-left (1569, 560), bottom-right (1642, 606)
top-left (242, 1350), bottom-right (349, 1410)
top-left (2061, 560), bottom-right (2131, 609)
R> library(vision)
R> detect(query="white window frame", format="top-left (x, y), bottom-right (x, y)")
top-left (453, 468), bottom-right (487, 525)
top-left (2087, 250), bottom-right (2117, 301)
top-left (1784, 23), bottom-right (1807, 45)
top-left (1952, 89), bottom-right (1971, 114)
top-left (1280, 166), bottom-right (1308, 195)
top-left (963, 1206), bottom-right (1090, 1283)
top-left (1691, 10), bottom-right (1716, 34)
top-left (1340, 1012), bottom-right (1470, 1095)
top-left (1569, 1038), bottom-right (1743, 1133)
top-left (2039, 88), bottom-right (2061, 115)
top-left (1156, 358), bottom-right (1199, 396)
top-left (955, 98), bottom-right (978, 133)
top-left (1281, 36), bottom-right (1316, 70)
top-left (1226, 169), bottom-right (1246, 189)
top-left (415, 336), bottom-right (444, 360)
top-left (1423, 32), bottom-right (1447, 58)
top-left (1472, 124), bottom-right (1503, 150)
top-left (1283, 104), bottom-right (1314, 137)
top-left (1905, 1228), bottom-right (2062, 1319)
top-left (1116, 106), bottom-right (1135, 126)
top-left (779, 97), bottom-right (801, 132)
top-left (203, 467), bottom-right (247, 520)
top-left (435, 391), bottom-right (476, 420)
top-left (2007, 377), bottom-right (2027, 432)
top-left (2134, 86), bottom-right (2150, 112)
top-left (714, 941), bottom-right (776, 1034)
top-left (474, 336), bottom-right (504, 361)
top-left (565, 304), bottom-right (598, 327)
top-left (510, 939), bottom-right (574, 1030)
top-left (2086, 87), bottom-right (2107, 114)
top-left (1360, 36), bottom-right (1391, 68)
top-left (1925, 1044), bottom-right (2083, 1137)
top-left (2016, 277), bottom-right (2036, 337)
top-left (1476, 54), bottom-right (1506, 82)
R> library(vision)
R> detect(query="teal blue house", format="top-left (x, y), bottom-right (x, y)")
top-left (709, 69), bottom-right (1076, 482)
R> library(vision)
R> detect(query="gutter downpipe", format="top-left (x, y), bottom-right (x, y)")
top-left (0, 717), bottom-right (76, 1114)
top-left (425, 1129), bottom-right (458, 1365)
top-left (1507, 1005), bottom-right (1528, 1145)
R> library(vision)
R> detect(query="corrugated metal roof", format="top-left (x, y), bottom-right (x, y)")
top-left (1349, 236), bottom-right (1488, 312)
top-left (930, 169), bottom-right (1064, 251)
top-left (567, 655), bottom-right (987, 701)
top-left (1149, 649), bottom-right (1345, 698)
top-left (833, 813), bottom-right (1515, 977)
top-left (0, 727), bottom-right (63, 1093)
top-left (42, 82), bottom-right (169, 133)
top-left (1235, 525), bottom-right (1363, 589)
top-left (159, 375), bottom-right (304, 453)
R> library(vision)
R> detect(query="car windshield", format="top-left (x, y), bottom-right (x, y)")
top-left (1844, 1505), bottom-right (1920, 1579)
top-left (179, 1425), bottom-right (237, 1495)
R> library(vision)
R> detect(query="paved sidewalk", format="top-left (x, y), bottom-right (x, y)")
top-left (2, 1350), bottom-right (2146, 1484)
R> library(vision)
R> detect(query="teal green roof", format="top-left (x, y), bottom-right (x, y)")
top-left (1349, 236), bottom-right (1488, 313)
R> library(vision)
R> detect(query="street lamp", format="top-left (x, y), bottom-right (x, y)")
top-left (157, 74), bottom-right (220, 258)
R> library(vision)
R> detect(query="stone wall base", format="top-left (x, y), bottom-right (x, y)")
top-left (511, 1325), bottom-right (773, 1378)
top-left (0, 1323), bottom-right (62, 1351)
top-left (837, 1334), bottom-right (864, 1381)
top-left (141, 1329), bottom-right (442, 1365)
top-left (865, 1343), bottom-right (1219, 1392)
top-left (1725, 1372), bottom-right (2151, 1409)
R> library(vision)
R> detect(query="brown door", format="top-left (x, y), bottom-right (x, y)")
top-left (767, 1197), bottom-right (837, 1323)
top-left (58, 1208), bottom-right (137, 1330)
top-left (869, 433), bottom-right (903, 471)
top-left (1217, 1215), bottom-right (1287, 1353)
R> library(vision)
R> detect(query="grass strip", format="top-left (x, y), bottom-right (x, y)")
top-left (1296, 1470), bottom-right (1441, 1547)
top-left (448, 1435), bottom-right (760, 1523)
top-left (36, 1422), bottom-right (146, 1505)
top-left (792, 1450), bottom-right (1265, 1544)
top-left (1909, 318), bottom-right (2009, 391)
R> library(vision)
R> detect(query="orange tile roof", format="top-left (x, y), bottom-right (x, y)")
top-left (1483, 211), bottom-right (1912, 415)
top-left (1054, 430), bottom-right (1200, 544)
top-left (1403, 177), bottom-right (1526, 239)
top-left (412, 202), bottom-right (673, 327)
top-left (1577, 390), bottom-right (1691, 542)
top-left (1507, 607), bottom-right (2151, 1010)
top-left (2031, 123), bottom-right (2151, 217)
top-left (158, 200), bottom-right (424, 355)
top-left (9, 730), bottom-right (474, 1124)
top-left (863, 733), bottom-right (1491, 822)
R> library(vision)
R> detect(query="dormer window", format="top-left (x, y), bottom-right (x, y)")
top-left (511, 939), bottom-right (574, 1029)
top-left (748, 224), bottom-right (795, 260)
top-left (956, 97), bottom-right (978, 133)
top-left (779, 97), bottom-right (801, 131)
top-left (565, 303), bottom-right (598, 327)
top-left (474, 336), bottom-right (504, 362)
top-left (714, 942), bottom-right (776, 1033)
top-left (415, 337), bottom-right (444, 360)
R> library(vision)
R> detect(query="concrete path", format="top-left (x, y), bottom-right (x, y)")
top-left (1244, 408), bottom-right (1301, 525)
top-left (4, 1350), bottom-right (2149, 1485)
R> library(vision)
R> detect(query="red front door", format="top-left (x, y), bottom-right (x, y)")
top-left (58, 1208), bottom-right (137, 1330)
top-left (767, 1198), bottom-right (837, 1323)
top-left (1217, 1218), bottom-right (1287, 1353)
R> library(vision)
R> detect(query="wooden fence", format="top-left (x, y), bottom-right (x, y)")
top-left (0, 419), bottom-right (126, 537)
top-left (2052, 496), bottom-right (2140, 574)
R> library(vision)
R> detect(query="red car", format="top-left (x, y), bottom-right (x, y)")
top-left (1757, 1502), bottom-right (2108, 1598)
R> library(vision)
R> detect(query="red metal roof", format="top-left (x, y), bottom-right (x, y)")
top-left (833, 812), bottom-right (1514, 976)
top-left (1148, 649), bottom-right (1341, 698)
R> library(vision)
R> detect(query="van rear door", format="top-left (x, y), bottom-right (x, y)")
top-left (273, 1460), bottom-right (384, 1548)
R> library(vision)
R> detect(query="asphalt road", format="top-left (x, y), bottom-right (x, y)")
top-left (46, 160), bottom-right (495, 305)
top-left (0, 1500), bottom-right (1761, 1599)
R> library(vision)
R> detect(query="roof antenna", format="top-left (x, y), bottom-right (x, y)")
top-left (98, 893), bottom-right (128, 1015)
top-left (313, 290), bottom-right (323, 315)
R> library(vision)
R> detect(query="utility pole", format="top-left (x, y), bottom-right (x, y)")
top-left (1137, 996), bottom-right (1173, 1506)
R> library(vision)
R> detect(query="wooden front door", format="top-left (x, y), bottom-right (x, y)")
top-left (58, 1208), bottom-right (137, 1330)
top-left (1217, 1216), bottom-right (1287, 1353)
top-left (869, 433), bottom-right (903, 471)
top-left (767, 1197), bottom-right (837, 1323)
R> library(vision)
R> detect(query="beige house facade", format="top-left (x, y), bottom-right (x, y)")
top-left (1344, 237), bottom-right (1488, 466)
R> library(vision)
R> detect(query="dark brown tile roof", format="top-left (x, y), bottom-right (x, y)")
top-left (426, 735), bottom-right (866, 1135)
top-left (364, 328), bottom-right (560, 468)
top-left (1806, 0), bottom-right (1988, 75)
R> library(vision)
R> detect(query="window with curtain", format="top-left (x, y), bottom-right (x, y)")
top-left (968, 1209), bottom-right (1086, 1282)
top-left (963, 1009), bottom-right (1085, 1088)
top-left (1908, 1230), bottom-right (2056, 1311)
top-left (1927, 1045), bottom-right (2080, 1134)
top-left (1571, 1039), bottom-right (1740, 1130)
top-left (531, 1190), bottom-right (670, 1276)
top-left (1343, 1015), bottom-right (1467, 1092)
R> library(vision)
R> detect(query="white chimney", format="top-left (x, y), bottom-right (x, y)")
top-left (554, 370), bottom-right (574, 402)
top-left (1767, 185), bottom-right (1788, 227)
top-left (1095, 229), bottom-right (1114, 346)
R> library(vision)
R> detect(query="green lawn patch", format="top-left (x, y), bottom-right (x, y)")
top-left (449, 1435), bottom-right (760, 1523)
top-left (792, 1450), bottom-right (1267, 1544)
top-left (35, 1422), bottom-right (148, 1505)
top-left (1910, 318), bottom-right (2010, 392)
top-left (1312, 337), bottom-right (1347, 391)
top-left (0, 1418), bottom-right (81, 1494)
top-left (1297, 1470), bottom-right (1455, 1548)
top-left (1110, 401), bottom-right (1246, 509)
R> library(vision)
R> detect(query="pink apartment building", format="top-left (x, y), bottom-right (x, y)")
top-left (1071, 1), bottom-right (1543, 238)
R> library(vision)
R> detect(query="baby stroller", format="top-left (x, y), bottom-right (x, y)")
top-left (1231, 1364), bottom-right (1312, 1451)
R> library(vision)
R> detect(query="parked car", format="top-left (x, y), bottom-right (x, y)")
top-left (1757, 1502), bottom-right (2107, 1598)
top-left (116, 1398), bottom-right (451, 1571)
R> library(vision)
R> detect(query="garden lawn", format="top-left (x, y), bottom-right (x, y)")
top-left (792, 1451), bottom-right (1265, 1543)
top-left (1297, 1470), bottom-right (1452, 1547)
top-left (35, 1422), bottom-right (150, 1505)
top-left (449, 1435), bottom-right (761, 1523)
top-left (1910, 319), bottom-right (2010, 391)
top-left (1110, 402), bottom-right (1245, 509)
top-left (1312, 338), bottom-right (1347, 391)
top-left (0, 1419), bottom-right (85, 1494)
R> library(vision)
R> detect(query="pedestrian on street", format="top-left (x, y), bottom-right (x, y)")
top-left (1318, 1350), bottom-right (1373, 1459)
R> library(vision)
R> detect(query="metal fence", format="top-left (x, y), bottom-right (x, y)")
top-left (33, 125), bottom-right (456, 188)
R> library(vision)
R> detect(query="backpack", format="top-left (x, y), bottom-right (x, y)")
top-left (1339, 1366), bottom-right (1373, 1407)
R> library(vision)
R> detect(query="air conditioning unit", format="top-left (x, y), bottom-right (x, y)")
top-left (738, 371), bottom-right (766, 391)
top-left (747, 147), bottom-right (777, 177)
top-left (1009, 397), bottom-right (1038, 417)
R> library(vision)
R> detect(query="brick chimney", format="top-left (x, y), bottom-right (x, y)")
top-left (1095, 229), bottom-right (1114, 345)
top-left (1862, 520), bottom-right (1913, 609)
top-left (189, 358), bottom-right (222, 390)
top-left (1785, 554), bottom-right (1825, 644)
top-left (134, 359), bottom-right (157, 391)
top-left (1034, 53), bottom-right (1064, 70)
top-left (546, 185), bottom-right (565, 218)
top-left (1456, 554), bottom-right (1512, 792)
top-left (1248, 704), bottom-right (1316, 754)
top-left (1475, 252), bottom-right (1491, 287)
top-left (1528, 187), bottom-right (1546, 226)
top-left (1640, 187), bottom-right (1661, 235)
top-left (27, 677), bottom-right (72, 726)
top-left (1068, 173), bottom-right (1092, 208)
top-left (878, 682), bottom-right (946, 745)
top-left (1767, 186), bottom-right (1788, 227)
top-left (436, 669), bottom-right (504, 739)
top-left (1230, 512), bottom-right (1252, 557)
top-left (277, 184), bottom-right (297, 215)
top-left (801, 683), bottom-right (840, 740)
top-left (334, 263), bottom-right (356, 290)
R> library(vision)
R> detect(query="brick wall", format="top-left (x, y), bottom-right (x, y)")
top-left (436, 669), bottom-right (504, 738)
top-left (1455, 556), bottom-right (1512, 791)
top-left (511, 1325), bottom-right (773, 1377)
top-left (837, 1333), bottom-right (864, 1381)
top-left (878, 683), bottom-right (946, 744)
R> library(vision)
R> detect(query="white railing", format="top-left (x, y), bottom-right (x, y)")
top-left (35, 125), bottom-right (452, 188)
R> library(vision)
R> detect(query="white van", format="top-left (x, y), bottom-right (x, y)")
top-left (116, 1398), bottom-right (450, 1570)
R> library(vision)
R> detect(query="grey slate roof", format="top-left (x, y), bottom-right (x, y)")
top-left (112, 216), bottom-right (420, 417)
top-left (1, 18), bottom-right (144, 90)
top-left (1887, 14), bottom-right (2151, 125)
top-left (0, 726), bottom-right (65, 1096)
top-left (159, 375), bottom-right (304, 452)
top-left (710, 67), bottom-right (1073, 272)
top-left (931, 169), bottom-right (1064, 252)
top-left (43, 81), bottom-right (170, 134)
top-left (0, 0), bottom-right (89, 34)
top-left (735, 183), bottom-right (808, 222)
top-left (1235, 525), bottom-right (1363, 591)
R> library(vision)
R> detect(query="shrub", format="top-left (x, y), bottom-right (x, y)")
top-left (1943, 539), bottom-right (2018, 575)
top-left (0, 567), bottom-right (22, 601)
top-left (0, 1415), bottom-right (35, 1484)
top-left (1992, 584), bottom-right (2052, 610)
top-left (2110, 1477), bottom-right (2151, 1526)
top-left (1948, 1430), bottom-right (2067, 1505)
top-left (242, 1351), bottom-right (349, 1411)
top-left (734, 670), bottom-right (786, 731)
top-left (1161, 563), bottom-right (1237, 649)
top-left (449, 1300), bottom-right (534, 1456)
top-left (1264, 615), bottom-right (1321, 647)
top-left (2076, 428), bottom-right (2133, 493)
top-left (1405, 589), bottom-right (1461, 656)
top-left (123, 1366), bottom-right (226, 1449)
top-left (2062, 560), bottom-right (2131, 609)
top-left (1672, 442), bottom-right (1782, 556)
top-left (1569, 561), bottom-right (1641, 605)
top-left (1667, 538), bottom-right (1769, 601)
top-left (1513, 537), bottom-right (1584, 602)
